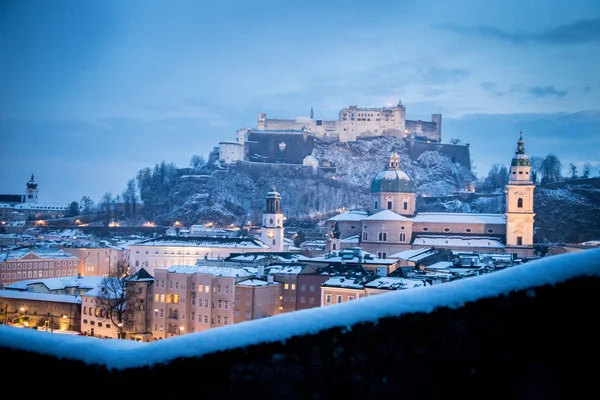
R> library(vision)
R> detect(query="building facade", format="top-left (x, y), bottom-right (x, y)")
top-left (0, 248), bottom-right (81, 287)
top-left (254, 101), bottom-right (441, 143)
top-left (326, 134), bottom-right (535, 258)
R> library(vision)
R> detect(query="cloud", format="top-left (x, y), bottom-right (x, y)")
top-left (528, 86), bottom-right (568, 98)
top-left (480, 82), bottom-right (568, 99)
top-left (481, 81), bottom-right (503, 97)
top-left (436, 17), bottom-right (600, 45)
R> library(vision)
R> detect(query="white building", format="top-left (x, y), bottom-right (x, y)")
top-left (219, 141), bottom-right (244, 165)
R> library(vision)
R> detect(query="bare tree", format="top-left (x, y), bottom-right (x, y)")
top-left (100, 192), bottom-right (114, 226)
top-left (582, 163), bottom-right (592, 179)
top-left (530, 156), bottom-right (543, 184)
top-left (568, 163), bottom-right (578, 180)
top-left (541, 154), bottom-right (562, 184)
top-left (94, 261), bottom-right (141, 339)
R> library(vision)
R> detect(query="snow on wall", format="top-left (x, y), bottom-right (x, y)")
top-left (1, 248), bottom-right (599, 370)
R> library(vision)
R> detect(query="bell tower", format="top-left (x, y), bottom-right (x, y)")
top-left (505, 133), bottom-right (535, 257)
top-left (261, 188), bottom-right (285, 252)
top-left (25, 174), bottom-right (39, 204)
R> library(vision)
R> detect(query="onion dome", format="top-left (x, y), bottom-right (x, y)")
top-left (370, 152), bottom-right (416, 193)
top-left (266, 186), bottom-right (281, 198)
top-left (26, 174), bottom-right (38, 190)
top-left (511, 132), bottom-right (530, 166)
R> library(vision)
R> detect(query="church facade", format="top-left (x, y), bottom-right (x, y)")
top-left (326, 134), bottom-right (535, 259)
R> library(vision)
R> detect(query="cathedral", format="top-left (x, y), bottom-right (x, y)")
top-left (326, 134), bottom-right (536, 259)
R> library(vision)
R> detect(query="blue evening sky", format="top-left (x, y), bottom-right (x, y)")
top-left (1, 0), bottom-right (599, 203)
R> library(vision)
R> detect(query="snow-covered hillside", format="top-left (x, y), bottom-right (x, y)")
top-left (141, 137), bottom-right (475, 226)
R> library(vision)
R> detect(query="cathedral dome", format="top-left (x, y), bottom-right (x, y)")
top-left (370, 152), bottom-right (416, 193)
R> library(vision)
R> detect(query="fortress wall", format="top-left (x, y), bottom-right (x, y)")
top-left (406, 140), bottom-right (471, 169)
top-left (246, 132), bottom-right (315, 164)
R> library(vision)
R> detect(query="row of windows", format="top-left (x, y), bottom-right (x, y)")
top-left (1, 269), bottom-right (76, 280)
top-left (363, 229), bottom-right (496, 241)
top-left (82, 319), bottom-right (111, 328)
top-left (153, 294), bottom-right (180, 303)
top-left (0, 260), bottom-right (74, 270)
top-left (325, 294), bottom-right (355, 303)
top-left (374, 201), bottom-right (409, 210)
top-left (362, 232), bottom-right (407, 242)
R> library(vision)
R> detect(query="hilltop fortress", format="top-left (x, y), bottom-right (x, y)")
top-left (254, 100), bottom-right (441, 143)
top-left (218, 101), bottom-right (452, 169)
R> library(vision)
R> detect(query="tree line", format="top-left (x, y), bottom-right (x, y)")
top-left (480, 154), bottom-right (596, 191)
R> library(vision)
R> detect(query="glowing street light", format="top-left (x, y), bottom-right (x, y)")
top-left (179, 326), bottom-right (184, 336)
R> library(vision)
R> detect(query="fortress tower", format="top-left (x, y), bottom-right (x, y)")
top-left (261, 188), bottom-right (285, 252)
top-left (505, 133), bottom-right (535, 257)
top-left (25, 174), bottom-right (39, 204)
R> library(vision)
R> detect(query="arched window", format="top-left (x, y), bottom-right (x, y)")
top-left (363, 232), bottom-right (368, 241)
top-left (374, 201), bottom-right (378, 209)
top-left (332, 243), bottom-right (337, 250)
top-left (518, 198), bottom-right (523, 208)
top-left (399, 233), bottom-right (406, 242)
top-left (270, 218), bottom-right (273, 224)
top-left (378, 232), bottom-right (387, 242)
top-left (173, 309), bottom-right (179, 319)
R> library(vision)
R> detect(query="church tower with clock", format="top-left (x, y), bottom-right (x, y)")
top-left (505, 133), bottom-right (535, 257)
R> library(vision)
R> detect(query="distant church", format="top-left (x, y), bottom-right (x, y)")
top-left (0, 174), bottom-right (67, 222)
top-left (326, 134), bottom-right (536, 258)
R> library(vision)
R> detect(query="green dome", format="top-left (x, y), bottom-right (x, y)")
top-left (370, 170), bottom-right (416, 193)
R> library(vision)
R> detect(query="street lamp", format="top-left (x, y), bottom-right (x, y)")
top-left (118, 322), bottom-right (124, 339)
top-left (179, 326), bottom-right (184, 336)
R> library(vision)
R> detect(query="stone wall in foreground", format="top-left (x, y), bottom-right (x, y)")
top-left (1, 275), bottom-right (599, 399)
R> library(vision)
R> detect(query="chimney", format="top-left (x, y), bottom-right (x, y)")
top-left (267, 275), bottom-right (273, 284)
top-left (258, 265), bottom-right (264, 277)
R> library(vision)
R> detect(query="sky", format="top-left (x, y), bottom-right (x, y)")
top-left (1, 247), bottom-right (599, 369)
top-left (0, 0), bottom-right (599, 204)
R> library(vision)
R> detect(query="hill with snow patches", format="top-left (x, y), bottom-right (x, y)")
top-left (140, 136), bottom-right (475, 225)
top-left (1, 248), bottom-right (599, 398)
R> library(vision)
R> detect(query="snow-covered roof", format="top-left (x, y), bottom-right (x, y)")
top-left (408, 249), bottom-right (442, 262)
top-left (4, 276), bottom-right (105, 292)
top-left (327, 210), bottom-right (368, 222)
top-left (425, 261), bottom-right (454, 270)
top-left (309, 251), bottom-right (397, 265)
top-left (132, 236), bottom-right (269, 249)
top-left (364, 277), bottom-right (428, 290)
top-left (413, 213), bottom-right (505, 224)
top-left (0, 289), bottom-right (81, 304)
top-left (0, 248), bottom-right (598, 369)
top-left (322, 276), bottom-right (365, 289)
top-left (236, 278), bottom-right (280, 287)
top-left (389, 247), bottom-right (433, 260)
top-left (413, 235), bottom-right (505, 248)
top-left (167, 265), bottom-right (255, 278)
top-left (226, 253), bottom-right (308, 263)
top-left (340, 234), bottom-right (360, 244)
top-left (0, 248), bottom-right (79, 261)
top-left (365, 209), bottom-right (410, 221)
top-left (265, 265), bottom-right (304, 275)
top-left (13, 203), bottom-right (68, 211)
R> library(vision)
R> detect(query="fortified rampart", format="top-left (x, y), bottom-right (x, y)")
top-left (406, 138), bottom-right (471, 169)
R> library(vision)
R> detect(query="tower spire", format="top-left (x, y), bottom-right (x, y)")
top-left (310, 106), bottom-right (314, 119)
